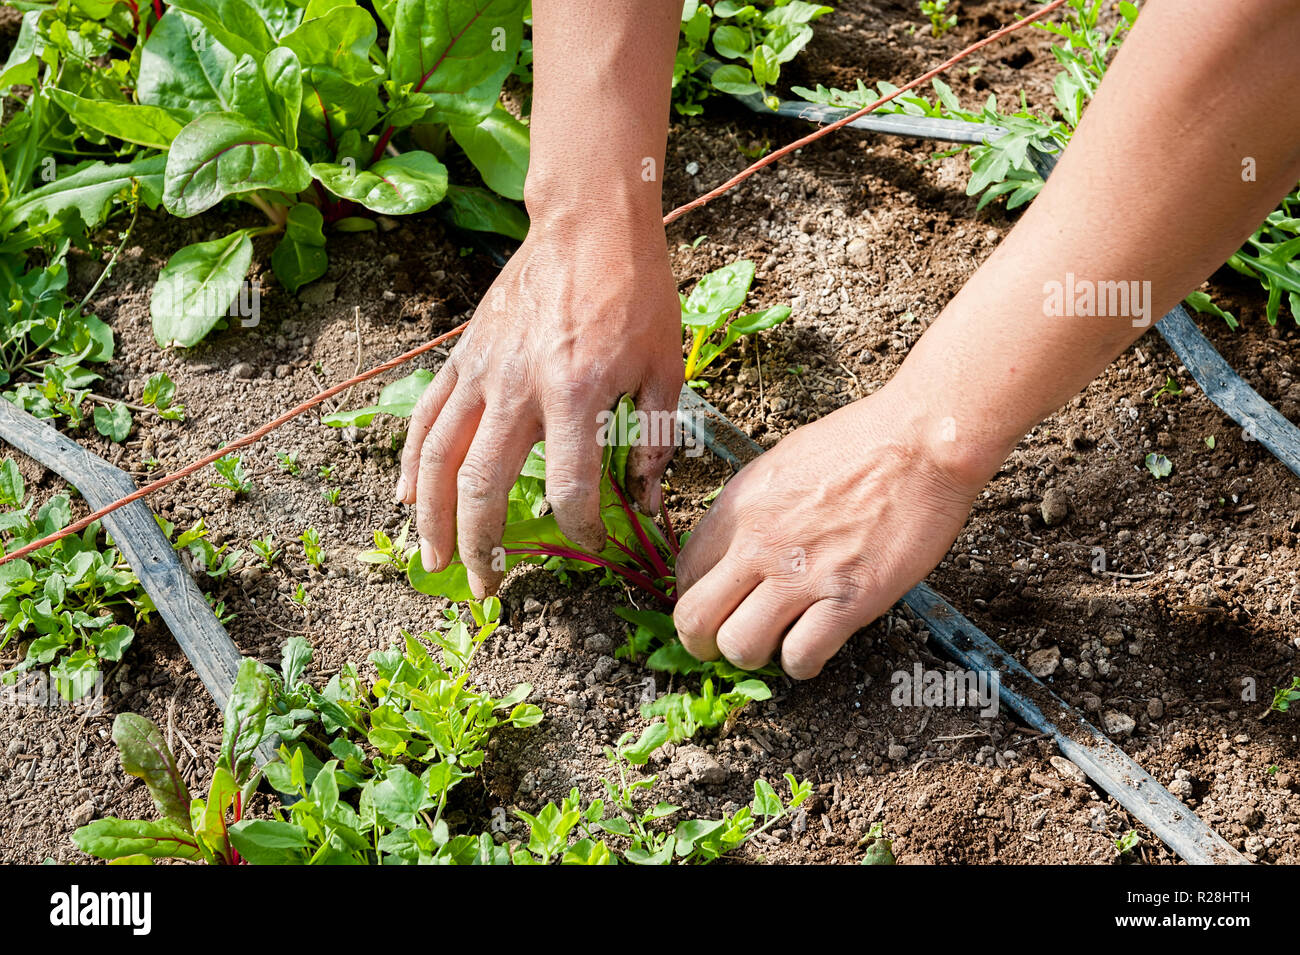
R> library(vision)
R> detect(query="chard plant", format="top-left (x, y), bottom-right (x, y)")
top-left (73, 658), bottom-right (275, 864)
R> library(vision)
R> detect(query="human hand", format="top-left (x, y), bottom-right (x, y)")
top-left (672, 384), bottom-right (988, 679)
top-left (396, 212), bottom-right (682, 598)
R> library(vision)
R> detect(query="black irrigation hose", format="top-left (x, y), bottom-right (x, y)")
top-left (678, 384), bottom-right (1246, 865)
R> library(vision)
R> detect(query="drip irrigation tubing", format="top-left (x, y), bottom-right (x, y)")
top-left (678, 384), bottom-right (1245, 865)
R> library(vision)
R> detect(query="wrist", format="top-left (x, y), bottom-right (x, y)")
top-left (877, 369), bottom-right (1018, 499)
top-left (524, 165), bottom-right (665, 237)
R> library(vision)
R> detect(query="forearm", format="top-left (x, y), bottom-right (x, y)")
top-left (525, 0), bottom-right (683, 231)
top-left (895, 0), bottom-right (1300, 487)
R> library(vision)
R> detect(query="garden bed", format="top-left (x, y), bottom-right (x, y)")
top-left (2, 0), bottom-right (1298, 864)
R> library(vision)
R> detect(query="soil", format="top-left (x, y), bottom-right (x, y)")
top-left (2, 0), bottom-right (1298, 866)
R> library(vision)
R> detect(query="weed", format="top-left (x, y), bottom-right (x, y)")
top-left (356, 520), bottom-right (413, 572)
top-left (210, 451), bottom-right (251, 496)
top-left (250, 534), bottom-right (281, 569)
top-left (919, 0), bottom-right (956, 38)
top-left (301, 527), bottom-right (325, 568)
top-left (1269, 677), bottom-right (1300, 715)
top-left (276, 451), bottom-right (301, 476)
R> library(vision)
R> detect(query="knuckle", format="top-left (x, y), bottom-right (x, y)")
top-left (418, 437), bottom-right (448, 472)
top-left (456, 458), bottom-right (498, 504)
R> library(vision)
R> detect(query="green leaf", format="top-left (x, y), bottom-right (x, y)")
top-left (387, 0), bottom-right (526, 126)
top-left (271, 203), bottom-right (328, 294)
top-left (163, 112), bottom-right (312, 218)
top-left (221, 658), bottom-right (272, 783)
top-left (710, 64), bottom-right (761, 97)
top-left (685, 260), bottom-right (754, 316)
top-left (261, 47), bottom-right (304, 150)
top-left (280, 5), bottom-right (379, 79)
top-left (112, 713), bottom-right (192, 826)
top-left (166, 0), bottom-right (281, 57)
top-left (368, 765), bottom-right (430, 828)
top-left (228, 819), bottom-right (309, 864)
top-left (311, 151), bottom-right (448, 215)
top-left (0, 156), bottom-right (166, 237)
top-left (73, 817), bottom-right (204, 862)
top-left (93, 403), bottom-right (132, 443)
top-left (622, 722), bottom-right (671, 765)
top-left (0, 459), bottom-right (25, 507)
top-left (137, 10), bottom-right (242, 115)
top-left (46, 90), bottom-right (185, 150)
top-left (449, 104), bottom-right (530, 201)
top-left (441, 184), bottom-right (529, 240)
top-left (322, 368), bottom-right (433, 426)
top-left (151, 229), bottom-right (255, 348)
top-left (1144, 453), bottom-right (1172, 480)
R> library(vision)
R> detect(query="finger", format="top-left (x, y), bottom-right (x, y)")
top-left (540, 399), bottom-right (606, 554)
top-left (456, 403), bottom-right (540, 598)
top-left (398, 359), bottom-right (458, 503)
top-left (715, 579), bottom-right (813, 671)
top-left (416, 382), bottom-right (484, 572)
top-left (779, 600), bottom-right (863, 680)
top-left (624, 374), bottom-right (681, 514)
top-left (672, 491), bottom-right (739, 595)
top-left (673, 549), bottom-right (761, 661)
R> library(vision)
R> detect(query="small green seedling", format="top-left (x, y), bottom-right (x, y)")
top-left (292, 584), bottom-right (309, 606)
top-left (1115, 829), bottom-right (1141, 854)
top-left (277, 451), bottom-right (301, 476)
top-left (1269, 677), bottom-right (1300, 714)
top-left (859, 821), bottom-right (896, 865)
top-left (141, 372), bottom-right (184, 420)
top-left (318, 465), bottom-right (334, 481)
top-left (301, 528), bottom-right (326, 568)
top-left (1204, 436), bottom-right (1216, 450)
top-left (251, 534), bottom-right (281, 569)
top-left (322, 487), bottom-right (341, 507)
top-left (1152, 377), bottom-right (1182, 407)
top-left (211, 452), bottom-right (251, 496)
top-left (681, 260), bottom-right (791, 384)
top-left (357, 521), bottom-right (413, 571)
top-left (1144, 453), bottom-right (1172, 480)
top-left (919, 0), bottom-right (956, 37)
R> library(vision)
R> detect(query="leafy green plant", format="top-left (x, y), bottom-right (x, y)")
top-left (356, 519), bottom-right (413, 571)
top-left (919, 0), bottom-right (956, 38)
top-left (210, 450), bottom-right (251, 495)
top-left (681, 259), bottom-right (792, 383)
top-left (1226, 185), bottom-right (1300, 326)
top-left (322, 487), bottom-right (341, 507)
top-left (276, 451), bottom-right (301, 475)
top-left (0, 460), bottom-right (143, 699)
top-left (300, 526), bottom-right (325, 568)
top-left (251, 533), bottom-right (280, 569)
top-left (158, 514), bottom-right (243, 580)
top-left (73, 659), bottom-right (273, 864)
top-left (1151, 376), bottom-right (1182, 407)
top-left (1269, 677), bottom-right (1300, 715)
top-left (674, 0), bottom-right (833, 116)
top-left (1115, 829), bottom-right (1141, 854)
top-left (1144, 452), bottom-right (1172, 480)
top-left (859, 820), bottom-right (896, 864)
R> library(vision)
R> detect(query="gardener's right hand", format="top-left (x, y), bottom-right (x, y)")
top-left (396, 204), bottom-right (683, 599)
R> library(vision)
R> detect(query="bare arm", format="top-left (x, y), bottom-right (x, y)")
top-left (675, 0), bottom-right (1300, 677)
top-left (398, 1), bottom-right (685, 598)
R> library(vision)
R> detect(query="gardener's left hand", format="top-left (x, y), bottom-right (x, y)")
top-left (672, 385), bottom-right (984, 679)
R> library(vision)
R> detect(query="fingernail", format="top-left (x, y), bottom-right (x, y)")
top-left (393, 476), bottom-right (408, 503)
top-left (420, 538), bottom-right (437, 572)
